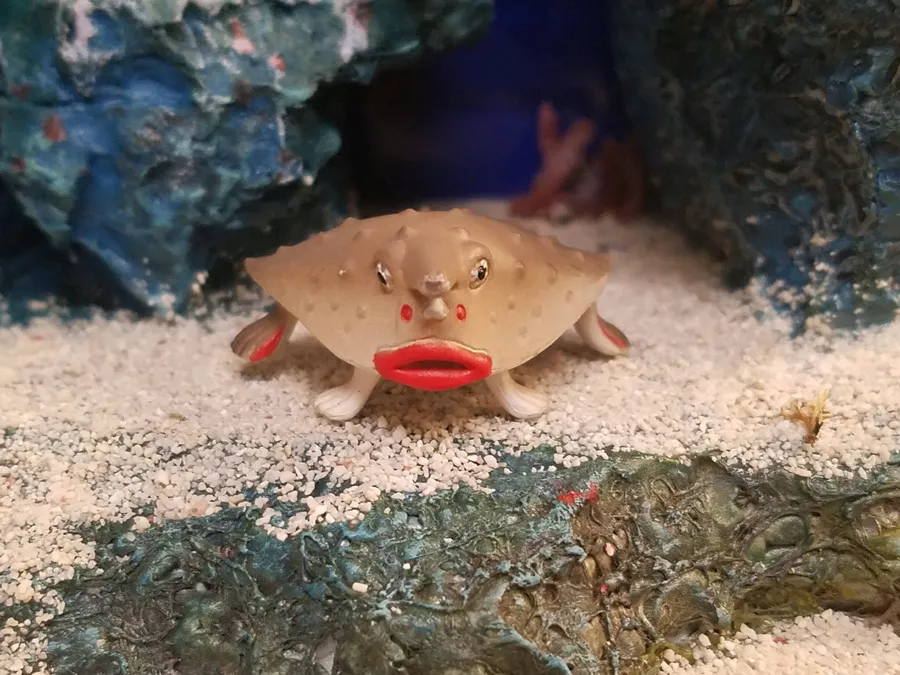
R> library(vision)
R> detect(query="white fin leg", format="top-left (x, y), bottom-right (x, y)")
top-left (574, 304), bottom-right (630, 357)
top-left (314, 368), bottom-right (381, 422)
top-left (485, 371), bottom-right (549, 420)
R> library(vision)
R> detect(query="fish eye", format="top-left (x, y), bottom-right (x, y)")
top-left (469, 258), bottom-right (490, 288)
top-left (375, 262), bottom-right (393, 291)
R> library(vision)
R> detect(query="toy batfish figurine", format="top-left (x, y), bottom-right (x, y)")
top-left (231, 207), bottom-right (630, 422)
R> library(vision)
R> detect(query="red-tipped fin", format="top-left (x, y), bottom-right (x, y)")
top-left (249, 324), bottom-right (285, 362)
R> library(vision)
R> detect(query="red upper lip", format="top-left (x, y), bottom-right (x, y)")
top-left (373, 339), bottom-right (493, 391)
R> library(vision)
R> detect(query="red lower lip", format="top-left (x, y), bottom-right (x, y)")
top-left (373, 340), bottom-right (493, 391)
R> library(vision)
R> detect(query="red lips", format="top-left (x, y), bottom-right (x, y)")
top-left (373, 339), bottom-right (493, 391)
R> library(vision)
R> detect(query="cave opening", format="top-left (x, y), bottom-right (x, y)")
top-left (349, 0), bottom-right (632, 215)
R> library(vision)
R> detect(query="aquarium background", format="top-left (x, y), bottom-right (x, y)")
top-left (354, 0), bottom-right (626, 204)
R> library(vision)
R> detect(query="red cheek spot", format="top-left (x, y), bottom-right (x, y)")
top-left (455, 304), bottom-right (467, 321)
top-left (249, 325), bottom-right (285, 362)
top-left (400, 304), bottom-right (413, 322)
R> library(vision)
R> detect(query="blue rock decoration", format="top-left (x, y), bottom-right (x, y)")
top-left (0, 0), bottom-right (492, 317)
top-left (607, 0), bottom-right (900, 331)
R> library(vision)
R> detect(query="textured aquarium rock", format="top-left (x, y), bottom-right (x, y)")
top-left (0, 0), bottom-right (491, 317)
top-left (607, 0), bottom-right (900, 331)
top-left (41, 453), bottom-right (900, 674)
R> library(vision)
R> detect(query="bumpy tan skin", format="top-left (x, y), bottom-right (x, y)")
top-left (231, 208), bottom-right (630, 422)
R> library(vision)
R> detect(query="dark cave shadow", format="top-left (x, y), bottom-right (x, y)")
top-left (235, 329), bottom-right (616, 430)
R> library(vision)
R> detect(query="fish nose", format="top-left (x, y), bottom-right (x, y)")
top-left (422, 298), bottom-right (449, 322)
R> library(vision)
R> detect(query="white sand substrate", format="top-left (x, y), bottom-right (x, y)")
top-left (666, 611), bottom-right (900, 674)
top-left (1, 199), bottom-right (898, 674)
